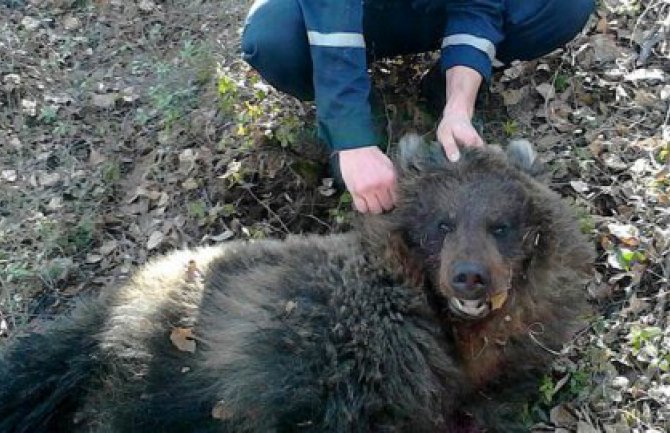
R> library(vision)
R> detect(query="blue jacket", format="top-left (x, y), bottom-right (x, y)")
top-left (299, 0), bottom-right (503, 152)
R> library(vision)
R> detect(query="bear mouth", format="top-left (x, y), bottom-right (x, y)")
top-left (448, 298), bottom-right (490, 319)
top-left (448, 290), bottom-right (510, 320)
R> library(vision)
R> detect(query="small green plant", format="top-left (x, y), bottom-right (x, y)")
top-left (37, 217), bottom-right (95, 257)
top-left (3, 263), bottom-right (34, 283)
top-left (38, 257), bottom-right (73, 289)
top-left (248, 226), bottom-right (268, 239)
top-left (579, 214), bottom-right (595, 234)
top-left (217, 73), bottom-right (238, 114)
top-left (554, 73), bottom-right (570, 93)
top-left (67, 0), bottom-right (91, 10)
top-left (179, 40), bottom-right (198, 59)
top-left (329, 192), bottom-right (354, 225)
top-left (615, 247), bottom-right (646, 271)
top-left (572, 203), bottom-right (595, 234)
top-left (502, 119), bottom-right (518, 137)
top-left (629, 325), bottom-right (662, 352)
top-left (53, 121), bottom-right (74, 136)
top-left (101, 161), bottom-right (121, 183)
top-left (37, 219), bottom-right (63, 254)
top-left (657, 143), bottom-right (669, 163)
top-left (568, 369), bottom-right (590, 399)
top-left (38, 106), bottom-right (58, 124)
top-left (187, 200), bottom-right (207, 219)
top-left (134, 108), bottom-right (151, 126)
top-left (147, 56), bottom-right (202, 129)
top-left (539, 374), bottom-right (556, 404)
top-left (221, 203), bottom-right (236, 218)
top-left (536, 369), bottom-right (590, 406)
top-left (66, 218), bottom-right (95, 253)
top-left (274, 115), bottom-right (304, 148)
top-left (179, 40), bottom-right (215, 84)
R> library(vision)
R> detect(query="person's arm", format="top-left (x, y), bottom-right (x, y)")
top-left (437, 66), bottom-right (484, 161)
top-left (441, 0), bottom-right (504, 82)
top-left (299, 1), bottom-right (395, 214)
top-left (298, 0), bottom-right (379, 152)
top-left (437, 1), bottom-right (504, 160)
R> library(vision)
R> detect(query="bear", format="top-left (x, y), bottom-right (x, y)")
top-left (0, 135), bottom-right (593, 433)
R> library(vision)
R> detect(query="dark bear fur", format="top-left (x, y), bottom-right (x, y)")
top-left (0, 136), bottom-right (593, 433)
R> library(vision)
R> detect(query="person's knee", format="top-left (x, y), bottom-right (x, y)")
top-left (241, 2), bottom-right (313, 99)
top-left (545, 0), bottom-right (594, 51)
top-left (499, 0), bottom-right (595, 63)
top-left (240, 25), bottom-right (264, 69)
top-left (562, 0), bottom-right (595, 36)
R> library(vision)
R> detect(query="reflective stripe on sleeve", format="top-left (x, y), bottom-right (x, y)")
top-left (307, 31), bottom-right (366, 48)
top-left (442, 34), bottom-right (496, 61)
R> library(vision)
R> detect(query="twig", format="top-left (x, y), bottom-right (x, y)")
top-left (378, 85), bottom-right (395, 154)
top-left (300, 213), bottom-right (332, 231)
top-left (632, 0), bottom-right (663, 48)
top-left (527, 322), bottom-right (563, 356)
top-left (242, 186), bottom-right (291, 234)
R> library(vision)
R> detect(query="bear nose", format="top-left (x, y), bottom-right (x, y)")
top-left (450, 261), bottom-right (490, 298)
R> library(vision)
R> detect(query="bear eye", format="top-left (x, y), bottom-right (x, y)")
top-left (437, 221), bottom-right (455, 234)
top-left (490, 224), bottom-right (510, 237)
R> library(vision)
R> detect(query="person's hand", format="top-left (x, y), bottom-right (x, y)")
top-left (437, 109), bottom-right (484, 162)
top-left (437, 66), bottom-right (485, 161)
top-left (338, 146), bottom-right (397, 214)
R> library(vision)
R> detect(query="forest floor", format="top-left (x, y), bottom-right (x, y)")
top-left (0, 0), bottom-right (668, 431)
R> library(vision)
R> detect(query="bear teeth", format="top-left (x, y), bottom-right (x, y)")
top-left (451, 298), bottom-right (488, 317)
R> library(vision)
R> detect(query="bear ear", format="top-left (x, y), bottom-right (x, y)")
top-left (398, 133), bottom-right (447, 172)
top-left (506, 139), bottom-right (544, 177)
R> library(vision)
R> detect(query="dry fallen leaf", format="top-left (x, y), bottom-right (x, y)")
top-left (590, 34), bottom-right (621, 63)
top-left (91, 93), bottom-right (117, 109)
top-left (20, 16), bottom-right (41, 31)
top-left (501, 86), bottom-right (530, 106)
top-left (138, 0), bottom-right (157, 12)
top-left (0, 318), bottom-right (8, 336)
top-left (607, 223), bottom-right (640, 247)
top-left (624, 68), bottom-right (665, 83)
top-left (570, 180), bottom-right (591, 194)
top-left (576, 421), bottom-right (599, 433)
top-left (85, 254), bottom-right (103, 264)
top-left (202, 230), bottom-right (234, 243)
top-left (182, 178), bottom-right (199, 190)
top-left (490, 291), bottom-right (508, 310)
top-left (1, 170), bottom-right (17, 182)
top-left (185, 260), bottom-right (201, 283)
top-left (550, 404), bottom-right (577, 427)
top-left (219, 160), bottom-right (242, 180)
top-left (170, 327), bottom-right (196, 353)
top-left (21, 99), bottom-right (37, 116)
top-left (147, 230), bottom-right (164, 250)
top-left (178, 148), bottom-right (198, 174)
top-left (38, 172), bottom-right (61, 187)
top-left (596, 16), bottom-right (608, 33)
top-left (619, 293), bottom-right (650, 317)
top-left (602, 422), bottom-right (632, 433)
top-left (88, 148), bottom-right (107, 166)
top-left (62, 16), bottom-right (81, 31)
top-left (536, 82), bottom-right (556, 102)
top-left (99, 240), bottom-right (118, 256)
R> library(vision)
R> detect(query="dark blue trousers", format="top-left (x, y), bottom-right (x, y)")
top-left (242, 0), bottom-right (594, 101)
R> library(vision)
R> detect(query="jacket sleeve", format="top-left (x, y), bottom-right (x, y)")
top-left (298, 0), bottom-right (379, 152)
top-left (441, 0), bottom-right (505, 82)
